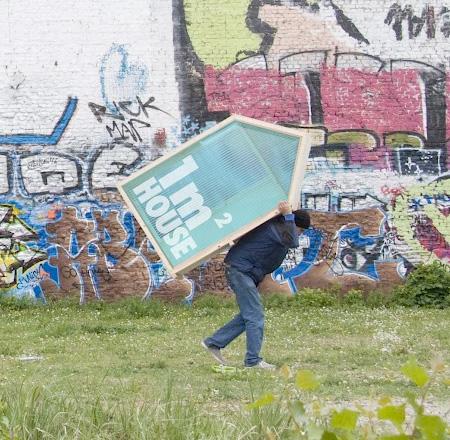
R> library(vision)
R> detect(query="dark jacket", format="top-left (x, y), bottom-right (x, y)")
top-left (224, 214), bottom-right (299, 285)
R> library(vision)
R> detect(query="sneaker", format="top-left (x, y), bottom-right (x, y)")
top-left (246, 360), bottom-right (276, 370)
top-left (201, 341), bottom-right (228, 365)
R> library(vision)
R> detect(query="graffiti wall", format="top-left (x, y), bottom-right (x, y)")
top-left (0, 0), bottom-right (448, 301)
top-left (176, 0), bottom-right (450, 293)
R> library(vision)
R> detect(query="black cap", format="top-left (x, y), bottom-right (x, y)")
top-left (293, 209), bottom-right (310, 229)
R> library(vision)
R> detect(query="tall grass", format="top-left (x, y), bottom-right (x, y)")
top-left (0, 380), bottom-right (288, 439)
top-left (0, 292), bottom-right (448, 438)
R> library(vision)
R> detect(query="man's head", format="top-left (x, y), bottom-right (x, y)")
top-left (293, 209), bottom-right (310, 230)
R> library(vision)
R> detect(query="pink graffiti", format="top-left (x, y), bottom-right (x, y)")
top-left (321, 67), bottom-right (424, 135)
top-left (414, 217), bottom-right (450, 260)
top-left (203, 64), bottom-right (449, 170)
top-left (381, 184), bottom-right (406, 197)
top-left (204, 66), bottom-right (310, 123)
top-left (446, 77), bottom-right (450, 140)
top-left (324, 180), bottom-right (340, 190)
top-left (446, 78), bottom-right (450, 170)
top-left (348, 144), bottom-right (389, 170)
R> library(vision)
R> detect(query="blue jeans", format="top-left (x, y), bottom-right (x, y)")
top-left (204, 266), bottom-right (264, 366)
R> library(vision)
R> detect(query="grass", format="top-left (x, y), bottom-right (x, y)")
top-left (0, 293), bottom-right (449, 438)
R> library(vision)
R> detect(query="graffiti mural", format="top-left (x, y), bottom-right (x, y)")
top-left (0, 205), bottom-right (47, 296)
top-left (0, 0), bottom-right (448, 300)
top-left (389, 175), bottom-right (450, 262)
top-left (169, 0), bottom-right (449, 294)
top-left (41, 205), bottom-right (193, 303)
top-left (384, 3), bottom-right (450, 40)
top-left (0, 201), bottom-right (194, 303)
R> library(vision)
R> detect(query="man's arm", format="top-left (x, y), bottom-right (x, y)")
top-left (278, 201), bottom-right (292, 216)
top-left (272, 201), bottom-right (299, 248)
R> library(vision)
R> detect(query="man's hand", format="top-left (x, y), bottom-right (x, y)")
top-left (278, 200), bottom-right (292, 215)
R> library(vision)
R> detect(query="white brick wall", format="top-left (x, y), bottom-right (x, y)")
top-left (0, 0), bottom-right (180, 149)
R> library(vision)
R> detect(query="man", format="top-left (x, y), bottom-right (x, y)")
top-left (202, 201), bottom-right (311, 369)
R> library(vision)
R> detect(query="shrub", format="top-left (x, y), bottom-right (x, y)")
top-left (0, 293), bottom-right (40, 310)
top-left (264, 293), bottom-right (292, 310)
top-left (295, 288), bottom-right (339, 307)
top-left (392, 262), bottom-right (450, 308)
top-left (341, 289), bottom-right (365, 306)
top-left (365, 289), bottom-right (392, 308)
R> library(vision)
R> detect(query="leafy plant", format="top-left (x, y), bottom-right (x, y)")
top-left (341, 289), bottom-right (365, 306)
top-left (0, 293), bottom-right (38, 310)
top-left (295, 288), bottom-right (339, 307)
top-left (392, 262), bottom-right (450, 308)
top-left (247, 359), bottom-right (449, 439)
top-left (365, 290), bottom-right (391, 308)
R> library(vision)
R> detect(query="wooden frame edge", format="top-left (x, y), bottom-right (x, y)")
top-left (116, 115), bottom-right (313, 276)
top-left (288, 131), bottom-right (313, 209)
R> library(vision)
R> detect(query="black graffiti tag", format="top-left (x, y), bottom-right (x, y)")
top-left (384, 3), bottom-right (450, 40)
top-left (88, 96), bottom-right (173, 142)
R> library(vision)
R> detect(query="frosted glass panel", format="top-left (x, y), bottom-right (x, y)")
top-left (119, 116), bottom-right (309, 273)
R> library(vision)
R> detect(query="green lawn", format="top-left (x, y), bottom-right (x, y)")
top-left (0, 295), bottom-right (449, 439)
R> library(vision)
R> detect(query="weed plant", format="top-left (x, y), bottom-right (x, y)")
top-left (392, 262), bottom-right (450, 308)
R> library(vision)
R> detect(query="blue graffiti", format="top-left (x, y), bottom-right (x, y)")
top-left (0, 97), bottom-right (77, 145)
top-left (100, 44), bottom-right (149, 113)
top-left (146, 261), bottom-right (195, 304)
top-left (122, 211), bottom-right (136, 249)
top-left (69, 230), bottom-right (80, 257)
top-left (41, 259), bottom-right (59, 287)
top-left (333, 226), bottom-right (383, 280)
top-left (0, 198), bottom-right (196, 302)
top-left (272, 228), bottom-right (324, 293)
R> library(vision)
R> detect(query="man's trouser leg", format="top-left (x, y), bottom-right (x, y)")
top-left (205, 266), bottom-right (264, 366)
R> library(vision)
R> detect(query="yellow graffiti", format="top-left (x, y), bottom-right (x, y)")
top-left (328, 131), bottom-right (378, 150)
top-left (0, 205), bottom-right (47, 288)
top-left (423, 203), bottom-right (450, 240)
top-left (390, 179), bottom-right (449, 263)
top-left (184, 0), bottom-right (262, 68)
top-left (385, 132), bottom-right (424, 149)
